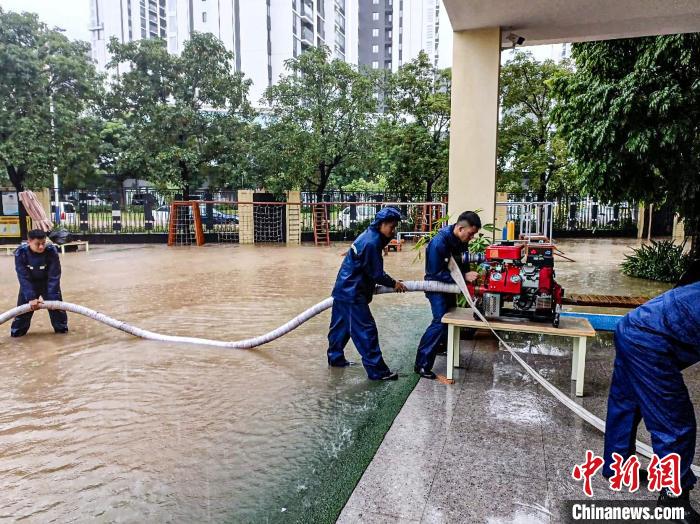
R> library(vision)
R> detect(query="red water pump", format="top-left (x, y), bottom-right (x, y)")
top-left (467, 242), bottom-right (564, 327)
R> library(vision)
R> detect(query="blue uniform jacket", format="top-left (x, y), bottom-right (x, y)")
top-left (617, 281), bottom-right (700, 365)
top-left (332, 210), bottom-right (398, 304)
top-left (424, 225), bottom-right (470, 284)
top-left (15, 244), bottom-right (62, 301)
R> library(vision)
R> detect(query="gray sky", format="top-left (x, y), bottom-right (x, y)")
top-left (0, 0), bottom-right (90, 41)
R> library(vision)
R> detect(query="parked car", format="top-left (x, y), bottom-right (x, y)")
top-left (67, 194), bottom-right (108, 206)
top-left (153, 205), bottom-right (239, 225)
top-left (50, 201), bottom-right (76, 223)
top-left (131, 193), bottom-right (159, 206)
top-left (337, 205), bottom-right (399, 230)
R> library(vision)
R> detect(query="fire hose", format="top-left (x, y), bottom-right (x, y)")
top-left (1, 271), bottom-right (696, 474)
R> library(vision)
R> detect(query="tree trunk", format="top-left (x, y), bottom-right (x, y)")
top-left (537, 172), bottom-right (548, 202)
top-left (7, 165), bottom-right (29, 239)
top-left (425, 180), bottom-right (433, 202)
top-left (315, 163), bottom-right (329, 203)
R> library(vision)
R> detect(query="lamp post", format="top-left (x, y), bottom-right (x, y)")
top-left (44, 55), bottom-right (60, 226)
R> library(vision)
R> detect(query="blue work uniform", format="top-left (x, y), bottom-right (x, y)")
top-left (328, 208), bottom-right (400, 380)
top-left (603, 281), bottom-right (700, 488)
top-left (415, 225), bottom-right (470, 372)
top-left (11, 244), bottom-right (68, 337)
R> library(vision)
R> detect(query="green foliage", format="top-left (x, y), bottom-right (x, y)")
top-left (376, 52), bottom-right (451, 198)
top-left (621, 240), bottom-right (692, 282)
top-left (341, 175), bottom-right (387, 192)
top-left (106, 33), bottom-right (254, 196)
top-left (0, 8), bottom-right (103, 192)
top-left (498, 52), bottom-right (576, 198)
top-left (552, 34), bottom-right (700, 253)
top-left (261, 46), bottom-right (377, 198)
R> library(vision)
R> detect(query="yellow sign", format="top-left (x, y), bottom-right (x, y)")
top-left (0, 216), bottom-right (31, 238)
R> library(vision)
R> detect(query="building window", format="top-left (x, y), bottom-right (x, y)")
top-left (372, 0), bottom-right (379, 3)
top-left (372, 28), bottom-right (379, 37)
top-left (372, 61), bottom-right (379, 69)
top-left (372, 12), bottom-right (379, 21)
top-left (202, 11), bottom-right (207, 22)
top-left (372, 44), bottom-right (378, 53)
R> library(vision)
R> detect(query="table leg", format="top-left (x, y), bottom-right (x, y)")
top-left (446, 325), bottom-right (456, 380)
top-left (571, 339), bottom-right (578, 380)
top-left (453, 327), bottom-right (461, 368)
top-left (575, 337), bottom-right (587, 397)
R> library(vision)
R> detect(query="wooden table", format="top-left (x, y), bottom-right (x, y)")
top-left (442, 307), bottom-right (596, 396)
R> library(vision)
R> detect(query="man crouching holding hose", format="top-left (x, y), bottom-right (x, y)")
top-left (327, 207), bottom-right (407, 381)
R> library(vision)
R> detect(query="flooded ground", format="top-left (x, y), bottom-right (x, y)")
top-left (0, 238), bottom-right (667, 522)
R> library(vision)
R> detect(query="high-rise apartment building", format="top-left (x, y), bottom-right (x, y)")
top-left (90, 0), bottom-right (356, 103)
top-left (357, 0), bottom-right (450, 72)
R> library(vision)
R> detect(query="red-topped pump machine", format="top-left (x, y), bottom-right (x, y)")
top-left (467, 242), bottom-right (564, 327)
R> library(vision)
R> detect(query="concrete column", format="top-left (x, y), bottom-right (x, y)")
top-left (448, 27), bottom-right (501, 235)
top-left (238, 189), bottom-right (254, 244)
top-left (286, 190), bottom-right (301, 245)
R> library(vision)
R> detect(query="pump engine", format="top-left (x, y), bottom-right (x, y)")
top-left (466, 242), bottom-right (564, 327)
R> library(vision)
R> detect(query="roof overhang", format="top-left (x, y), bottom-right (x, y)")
top-left (442, 0), bottom-right (700, 46)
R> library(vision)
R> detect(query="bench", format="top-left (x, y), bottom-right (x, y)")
top-left (384, 239), bottom-right (404, 253)
top-left (2, 241), bottom-right (90, 255)
top-left (57, 240), bottom-right (89, 254)
top-left (442, 307), bottom-right (596, 396)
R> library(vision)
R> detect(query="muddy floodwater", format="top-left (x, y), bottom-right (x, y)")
top-left (0, 238), bottom-right (670, 522)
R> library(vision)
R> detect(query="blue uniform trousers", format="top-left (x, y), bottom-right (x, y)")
top-left (327, 300), bottom-right (391, 380)
top-left (415, 292), bottom-right (456, 371)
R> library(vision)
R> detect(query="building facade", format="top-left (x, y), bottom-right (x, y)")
top-left (356, 0), bottom-right (451, 72)
top-left (90, 0), bottom-right (452, 102)
top-left (90, 0), bottom-right (356, 103)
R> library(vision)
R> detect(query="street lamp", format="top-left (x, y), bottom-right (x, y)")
top-left (43, 50), bottom-right (60, 225)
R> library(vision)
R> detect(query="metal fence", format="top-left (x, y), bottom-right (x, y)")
top-left (46, 188), bottom-right (660, 237)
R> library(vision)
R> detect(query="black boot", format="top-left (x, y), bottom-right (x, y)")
top-left (658, 487), bottom-right (700, 523)
top-left (329, 359), bottom-right (356, 368)
top-left (414, 366), bottom-right (437, 379)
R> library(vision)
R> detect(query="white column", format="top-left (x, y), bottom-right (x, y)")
top-left (448, 27), bottom-right (501, 232)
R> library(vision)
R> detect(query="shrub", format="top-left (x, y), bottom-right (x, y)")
top-left (621, 240), bottom-right (692, 282)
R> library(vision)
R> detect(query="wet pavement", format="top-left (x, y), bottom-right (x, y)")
top-left (0, 243), bottom-right (430, 522)
top-left (0, 238), bottom-right (683, 522)
top-left (338, 239), bottom-right (697, 524)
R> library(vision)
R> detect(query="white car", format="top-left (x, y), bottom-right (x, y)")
top-left (337, 205), bottom-right (380, 230)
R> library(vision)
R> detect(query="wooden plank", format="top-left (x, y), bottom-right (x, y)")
top-left (563, 293), bottom-right (650, 308)
top-left (442, 307), bottom-right (596, 337)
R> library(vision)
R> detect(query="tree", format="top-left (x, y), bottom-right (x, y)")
top-left (263, 46), bottom-right (377, 201)
top-left (0, 9), bottom-right (102, 234)
top-left (379, 52), bottom-right (451, 200)
top-left (552, 34), bottom-right (700, 255)
top-left (106, 33), bottom-right (254, 199)
top-left (498, 52), bottom-right (575, 199)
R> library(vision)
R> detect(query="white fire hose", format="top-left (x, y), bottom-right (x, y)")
top-left (1, 267), bottom-right (694, 474)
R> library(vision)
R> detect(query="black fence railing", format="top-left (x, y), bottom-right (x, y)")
top-left (42, 188), bottom-right (663, 238)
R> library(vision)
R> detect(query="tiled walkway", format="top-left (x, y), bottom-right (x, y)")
top-left (338, 331), bottom-right (700, 523)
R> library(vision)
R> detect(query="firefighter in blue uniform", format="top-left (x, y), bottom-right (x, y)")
top-left (11, 229), bottom-right (68, 337)
top-left (414, 211), bottom-right (481, 379)
top-left (328, 207), bottom-right (407, 381)
top-left (603, 260), bottom-right (700, 523)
